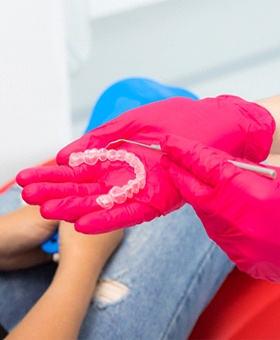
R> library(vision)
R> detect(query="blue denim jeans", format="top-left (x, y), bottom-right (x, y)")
top-left (0, 185), bottom-right (234, 339)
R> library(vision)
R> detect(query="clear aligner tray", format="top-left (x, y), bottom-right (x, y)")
top-left (69, 148), bottom-right (146, 209)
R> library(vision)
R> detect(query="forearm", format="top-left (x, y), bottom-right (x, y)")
top-left (6, 229), bottom-right (123, 340)
top-left (6, 263), bottom-right (97, 340)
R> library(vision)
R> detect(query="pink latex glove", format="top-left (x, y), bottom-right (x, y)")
top-left (161, 134), bottom-right (280, 282)
top-left (16, 96), bottom-right (274, 234)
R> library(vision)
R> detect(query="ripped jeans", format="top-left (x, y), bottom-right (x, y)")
top-left (0, 185), bottom-right (234, 339)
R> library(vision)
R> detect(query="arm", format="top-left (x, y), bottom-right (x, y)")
top-left (6, 223), bottom-right (123, 339)
top-left (256, 94), bottom-right (280, 164)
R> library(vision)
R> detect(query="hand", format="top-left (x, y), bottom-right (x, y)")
top-left (161, 134), bottom-right (280, 282)
top-left (0, 205), bottom-right (58, 270)
top-left (16, 95), bottom-right (274, 234)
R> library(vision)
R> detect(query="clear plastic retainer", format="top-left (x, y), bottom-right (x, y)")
top-left (69, 148), bottom-right (146, 209)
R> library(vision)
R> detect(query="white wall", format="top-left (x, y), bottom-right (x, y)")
top-left (70, 0), bottom-right (280, 138)
top-left (0, 0), bottom-right (72, 186)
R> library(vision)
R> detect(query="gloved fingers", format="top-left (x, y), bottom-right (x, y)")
top-left (17, 166), bottom-right (61, 186)
top-left (40, 195), bottom-right (104, 221)
top-left (22, 182), bottom-right (105, 205)
top-left (17, 165), bottom-right (79, 186)
top-left (75, 202), bottom-right (158, 234)
top-left (161, 134), bottom-right (239, 187)
top-left (17, 164), bottom-right (102, 187)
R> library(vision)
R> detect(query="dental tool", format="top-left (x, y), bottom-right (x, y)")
top-left (106, 139), bottom-right (277, 179)
top-left (228, 160), bottom-right (276, 179)
top-left (105, 139), bottom-right (162, 151)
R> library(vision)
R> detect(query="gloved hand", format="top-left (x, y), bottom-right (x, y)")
top-left (16, 96), bottom-right (274, 234)
top-left (161, 134), bottom-right (280, 282)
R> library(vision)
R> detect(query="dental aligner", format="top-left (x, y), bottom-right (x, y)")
top-left (69, 148), bottom-right (146, 209)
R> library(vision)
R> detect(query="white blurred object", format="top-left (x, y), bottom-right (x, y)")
top-left (0, 0), bottom-right (73, 186)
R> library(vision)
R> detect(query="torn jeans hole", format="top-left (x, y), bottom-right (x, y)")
top-left (93, 279), bottom-right (129, 309)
